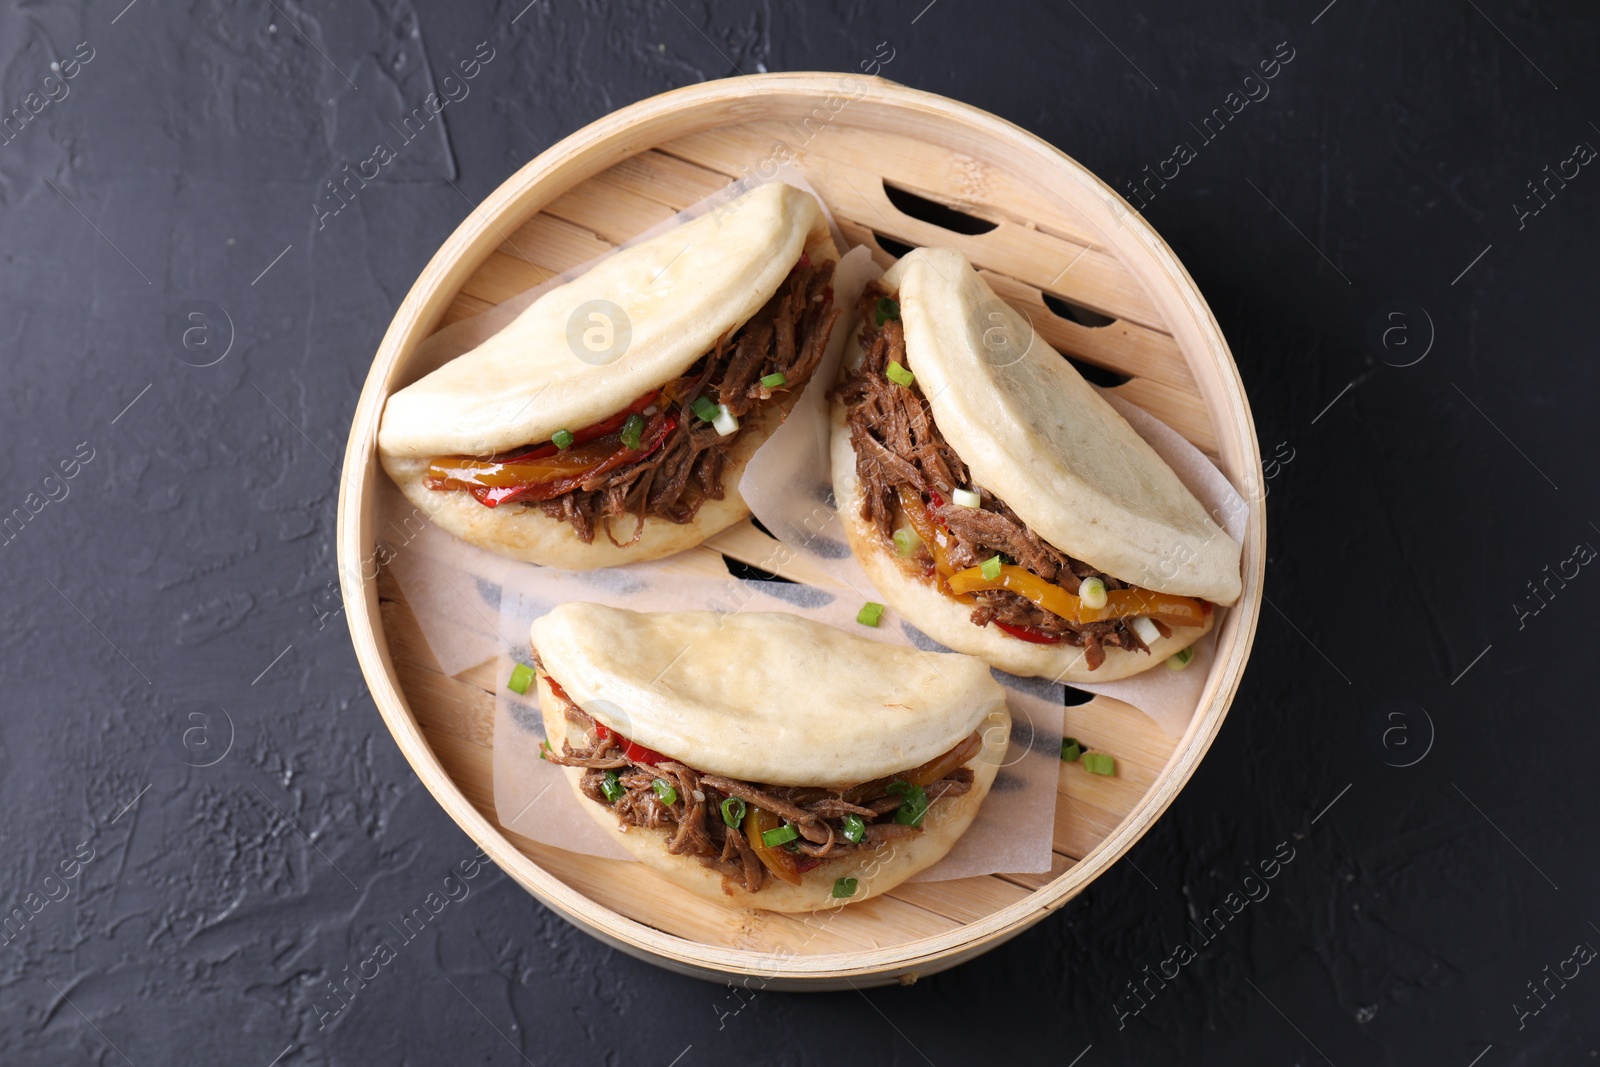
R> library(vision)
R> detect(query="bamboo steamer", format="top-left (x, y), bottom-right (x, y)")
top-left (336, 73), bottom-right (1265, 990)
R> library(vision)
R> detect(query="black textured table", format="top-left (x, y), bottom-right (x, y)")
top-left (3, 1), bottom-right (1595, 1063)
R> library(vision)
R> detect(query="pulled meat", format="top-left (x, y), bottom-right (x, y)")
top-left (543, 688), bottom-right (974, 896)
top-left (540, 258), bottom-right (840, 546)
top-left (829, 282), bottom-right (1149, 670)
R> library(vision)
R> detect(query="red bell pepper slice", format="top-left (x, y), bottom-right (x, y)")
top-left (547, 676), bottom-right (667, 765)
top-left (592, 722), bottom-right (667, 767)
top-left (993, 620), bottom-right (1066, 645)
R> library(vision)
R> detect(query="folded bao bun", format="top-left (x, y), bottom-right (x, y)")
top-left (378, 182), bottom-right (839, 568)
top-left (830, 247), bottom-right (1240, 682)
top-left (532, 603), bottom-right (1011, 912)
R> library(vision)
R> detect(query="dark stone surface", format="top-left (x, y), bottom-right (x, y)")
top-left (2, 0), bottom-right (1596, 1063)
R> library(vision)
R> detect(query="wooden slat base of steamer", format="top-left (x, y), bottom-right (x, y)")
top-left (387, 123), bottom-right (1207, 955)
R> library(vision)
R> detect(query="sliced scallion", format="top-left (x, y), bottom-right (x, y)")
top-left (1079, 576), bottom-right (1108, 610)
top-left (712, 403), bottom-right (739, 437)
top-left (980, 555), bottom-right (1003, 580)
top-left (894, 797), bottom-right (929, 828)
top-left (600, 771), bottom-right (624, 802)
top-left (551, 428), bottom-right (574, 450)
top-left (721, 797), bottom-right (746, 828)
top-left (539, 739), bottom-right (551, 761)
top-left (856, 601), bottom-right (885, 627)
top-left (841, 814), bottom-right (865, 843)
top-left (888, 780), bottom-right (930, 827)
top-left (1081, 752), bottom-right (1116, 776)
top-left (1167, 646), bottom-right (1195, 670)
top-left (761, 823), bottom-right (799, 848)
top-left (619, 413), bottom-right (645, 450)
top-left (691, 395), bottom-right (720, 422)
top-left (760, 371), bottom-right (787, 389)
top-left (506, 663), bottom-right (535, 694)
top-left (1060, 737), bottom-right (1083, 762)
top-left (874, 296), bottom-right (900, 326)
top-left (885, 360), bottom-right (915, 387)
top-left (832, 877), bottom-right (859, 899)
top-left (892, 525), bottom-right (922, 558)
top-left (952, 487), bottom-right (982, 509)
top-left (1129, 616), bottom-right (1162, 646)
top-left (651, 778), bottom-right (678, 806)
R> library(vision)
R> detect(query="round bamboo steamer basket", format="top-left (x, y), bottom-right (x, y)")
top-left (337, 72), bottom-right (1265, 990)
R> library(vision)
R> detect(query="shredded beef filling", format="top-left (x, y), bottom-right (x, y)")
top-left (532, 258), bottom-right (840, 546)
top-left (828, 281), bottom-right (1155, 671)
top-left (541, 684), bottom-right (975, 896)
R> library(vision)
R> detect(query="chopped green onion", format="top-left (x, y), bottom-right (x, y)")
top-left (651, 778), bottom-right (678, 806)
top-left (691, 395), bottom-right (720, 422)
top-left (506, 663), bottom-right (535, 694)
top-left (712, 403), bottom-right (739, 436)
top-left (600, 771), bottom-right (624, 802)
top-left (539, 739), bottom-right (551, 761)
top-left (832, 877), bottom-right (859, 899)
top-left (1079, 576), bottom-right (1108, 610)
top-left (952, 487), bottom-right (982, 509)
top-left (1081, 752), bottom-right (1116, 776)
top-left (892, 525), bottom-right (922, 558)
top-left (894, 796), bottom-right (929, 827)
top-left (1167, 646), bottom-right (1195, 670)
top-left (980, 555), bottom-right (1003, 580)
top-left (620, 413), bottom-right (645, 450)
top-left (760, 371), bottom-right (787, 389)
top-left (841, 814), bottom-right (865, 843)
top-left (885, 360), bottom-right (915, 387)
top-left (888, 780), bottom-right (930, 827)
top-left (856, 601), bottom-right (885, 627)
top-left (721, 797), bottom-right (746, 828)
top-left (762, 823), bottom-right (799, 848)
top-left (1060, 737), bottom-right (1083, 762)
top-left (874, 296), bottom-right (900, 326)
top-left (551, 428), bottom-right (575, 450)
